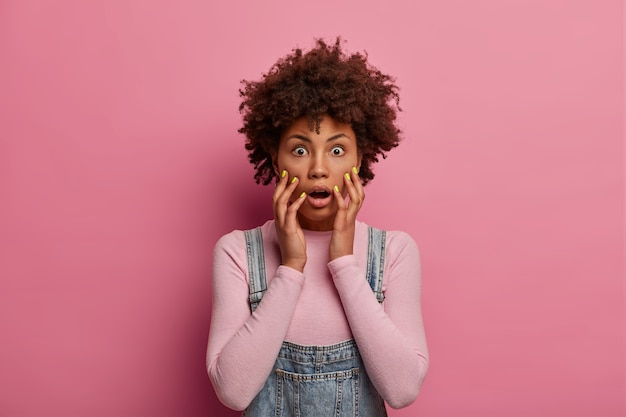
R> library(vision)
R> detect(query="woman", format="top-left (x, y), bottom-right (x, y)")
top-left (207, 38), bottom-right (428, 416)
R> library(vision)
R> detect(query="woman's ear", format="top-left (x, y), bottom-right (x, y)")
top-left (356, 153), bottom-right (363, 174)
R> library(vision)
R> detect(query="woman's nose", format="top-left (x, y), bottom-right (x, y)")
top-left (308, 155), bottom-right (328, 178)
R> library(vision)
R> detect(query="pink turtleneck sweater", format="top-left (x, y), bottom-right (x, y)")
top-left (206, 220), bottom-right (428, 411)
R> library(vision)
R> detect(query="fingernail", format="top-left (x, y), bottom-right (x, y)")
top-left (352, 166), bottom-right (358, 175)
top-left (281, 170), bottom-right (287, 178)
top-left (299, 191), bottom-right (306, 198)
top-left (345, 173), bottom-right (351, 181)
top-left (334, 185), bottom-right (339, 193)
top-left (291, 176), bottom-right (298, 184)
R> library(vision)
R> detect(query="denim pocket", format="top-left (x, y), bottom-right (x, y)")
top-left (275, 368), bottom-right (360, 417)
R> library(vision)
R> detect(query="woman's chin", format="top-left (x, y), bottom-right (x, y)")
top-left (297, 207), bottom-right (337, 231)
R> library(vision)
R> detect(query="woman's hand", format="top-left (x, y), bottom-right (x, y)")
top-left (273, 170), bottom-right (308, 272)
top-left (329, 167), bottom-right (365, 261)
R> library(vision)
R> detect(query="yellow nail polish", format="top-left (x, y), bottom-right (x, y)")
top-left (352, 166), bottom-right (358, 175)
top-left (291, 176), bottom-right (298, 184)
top-left (334, 185), bottom-right (339, 193)
top-left (281, 170), bottom-right (287, 178)
top-left (345, 173), bottom-right (351, 181)
top-left (299, 191), bottom-right (306, 198)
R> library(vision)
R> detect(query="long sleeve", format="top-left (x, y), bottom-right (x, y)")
top-left (207, 222), bottom-right (428, 411)
top-left (206, 229), bottom-right (305, 411)
top-left (329, 230), bottom-right (429, 409)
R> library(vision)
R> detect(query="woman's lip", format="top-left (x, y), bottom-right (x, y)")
top-left (310, 185), bottom-right (331, 193)
top-left (306, 193), bottom-right (333, 208)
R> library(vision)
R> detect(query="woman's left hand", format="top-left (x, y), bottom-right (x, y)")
top-left (329, 167), bottom-right (364, 261)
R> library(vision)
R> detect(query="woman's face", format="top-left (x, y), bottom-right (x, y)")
top-left (273, 116), bottom-right (361, 231)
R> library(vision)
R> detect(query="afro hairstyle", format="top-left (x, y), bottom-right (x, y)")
top-left (238, 38), bottom-right (402, 185)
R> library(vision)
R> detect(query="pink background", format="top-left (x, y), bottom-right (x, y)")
top-left (0, 1), bottom-right (624, 416)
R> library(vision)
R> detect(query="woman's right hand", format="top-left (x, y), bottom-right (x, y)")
top-left (273, 170), bottom-right (307, 272)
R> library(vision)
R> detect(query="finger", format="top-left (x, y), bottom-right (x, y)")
top-left (342, 171), bottom-right (364, 219)
top-left (332, 184), bottom-right (347, 212)
top-left (342, 172), bottom-right (361, 208)
top-left (276, 176), bottom-right (300, 223)
top-left (350, 166), bottom-right (365, 200)
top-left (284, 190), bottom-right (307, 228)
top-left (272, 170), bottom-right (289, 219)
top-left (272, 170), bottom-right (288, 204)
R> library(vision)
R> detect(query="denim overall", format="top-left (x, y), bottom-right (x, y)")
top-left (242, 226), bottom-right (388, 417)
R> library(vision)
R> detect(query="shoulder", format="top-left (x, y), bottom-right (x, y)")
top-left (214, 220), bottom-right (276, 257)
top-left (357, 221), bottom-right (419, 251)
top-left (383, 230), bottom-right (421, 283)
top-left (212, 221), bottom-right (276, 287)
top-left (214, 229), bottom-right (245, 257)
top-left (372, 227), bottom-right (422, 286)
top-left (385, 229), bottom-right (419, 255)
top-left (356, 221), bottom-right (420, 265)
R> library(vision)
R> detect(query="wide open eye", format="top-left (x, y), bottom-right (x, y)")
top-left (331, 146), bottom-right (345, 156)
top-left (292, 146), bottom-right (308, 157)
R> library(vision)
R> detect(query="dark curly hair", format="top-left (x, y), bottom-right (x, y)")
top-left (239, 38), bottom-right (401, 185)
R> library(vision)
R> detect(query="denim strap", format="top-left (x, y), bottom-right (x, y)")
top-left (366, 226), bottom-right (386, 303)
top-left (244, 227), bottom-right (266, 312)
top-left (245, 225), bottom-right (386, 311)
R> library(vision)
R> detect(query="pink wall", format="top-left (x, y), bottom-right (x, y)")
top-left (0, 1), bottom-right (623, 416)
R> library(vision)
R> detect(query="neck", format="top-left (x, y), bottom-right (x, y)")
top-left (297, 213), bottom-right (335, 231)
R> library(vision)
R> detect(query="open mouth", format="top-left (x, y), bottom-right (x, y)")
top-left (309, 190), bottom-right (330, 199)
top-left (306, 188), bottom-right (333, 208)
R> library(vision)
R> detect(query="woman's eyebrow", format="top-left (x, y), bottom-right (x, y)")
top-left (286, 133), bottom-right (350, 142)
top-left (286, 134), bottom-right (311, 142)
top-left (326, 133), bottom-right (349, 142)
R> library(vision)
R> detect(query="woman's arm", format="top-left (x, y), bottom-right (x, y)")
top-left (206, 231), bottom-right (304, 411)
top-left (208, 170), bottom-right (310, 410)
top-left (330, 231), bottom-right (429, 409)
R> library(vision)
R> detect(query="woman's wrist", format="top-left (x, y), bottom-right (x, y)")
top-left (282, 259), bottom-right (306, 273)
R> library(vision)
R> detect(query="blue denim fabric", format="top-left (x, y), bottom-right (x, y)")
top-left (243, 226), bottom-right (388, 417)
top-left (243, 340), bottom-right (387, 417)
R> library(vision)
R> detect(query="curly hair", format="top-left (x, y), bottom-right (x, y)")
top-left (238, 38), bottom-right (402, 185)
